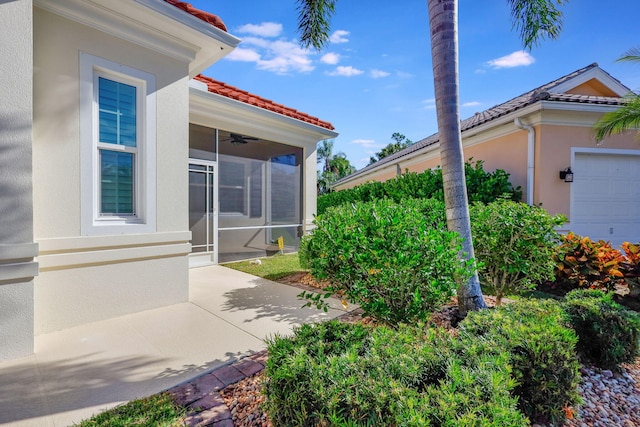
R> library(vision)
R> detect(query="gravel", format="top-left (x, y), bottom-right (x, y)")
top-left (558, 360), bottom-right (640, 427)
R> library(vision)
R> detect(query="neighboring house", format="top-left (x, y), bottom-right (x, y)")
top-left (334, 63), bottom-right (640, 248)
top-left (0, 0), bottom-right (336, 361)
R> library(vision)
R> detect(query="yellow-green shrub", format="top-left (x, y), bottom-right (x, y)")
top-left (263, 320), bottom-right (529, 427)
top-left (470, 200), bottom-right (566, 304)
top-left (460, 299), bottom-right (581, 424)
top-left (299, 198), bottom-right (471, 325)
top-left (563, 289), bottom-right (640, 369)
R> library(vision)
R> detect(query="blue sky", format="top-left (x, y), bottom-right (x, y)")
top-left (190, 0), bottom-right (638, 169)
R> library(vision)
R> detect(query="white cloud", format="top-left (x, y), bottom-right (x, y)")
top-left (371, 69), bottom-right (391, 79)
top-left (396, 71), bottom-right (414, 79)
top-left (236, 22), bottom-right (283, 37)
top-left (486, 50), bottom-right (535, 69)
top-left (327, 65), bottom-right (364, 77)
top-left (330, 30), bottom-right (350, 44)
top-left (321, 52), bottom-right (340, 65)
top-left (462, 101), bottom-right (481, 107)
top-left (226, 47), bottom-right (261, 62)
top-left (227, 37), bottom-right (315, 74)
top-left (351, 139), bottom-right (383, 149)
top-left (241, 36), bottom-right (272, 49)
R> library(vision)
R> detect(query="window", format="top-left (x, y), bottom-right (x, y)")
top-left (98, 77), bottom-right (137, 216)
top-left (80, 53), bottom-right (156, 235)
top-left (219, 161), bottom-right (246, 214)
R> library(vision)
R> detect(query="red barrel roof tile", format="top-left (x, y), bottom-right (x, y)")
top-left (194, 75), bottom-right (335, 130)
top-left (164, 0), bottom-right (227, 32)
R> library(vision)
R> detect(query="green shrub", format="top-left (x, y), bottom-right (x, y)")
top-left (263, 320), bottom-right (529, 426)
top-left (460, 299), bottom-right (581, 424)
top-left (299, 198), bottom-right (471, 325)
top-left (470, 200), bottom-right (566, 304)
top-left (318, 159), bottom-right (522, 215)
top-left (563, 289), bottom-right (640, 369)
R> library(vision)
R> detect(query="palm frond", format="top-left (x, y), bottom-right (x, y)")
top-left (594, 95), bottom-right (640, 142)
top-left (617, 47), bottom-right (640, 63)
top-left (507, 0), bottom-right (568, 49)
top-left (296, 0), bottom-right (337, 51)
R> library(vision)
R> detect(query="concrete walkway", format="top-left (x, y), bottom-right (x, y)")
top-left (0, 266), bottom-right (349, 427)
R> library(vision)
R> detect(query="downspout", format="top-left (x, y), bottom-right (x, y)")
top-left (514, 117), bottom-right (535, 205)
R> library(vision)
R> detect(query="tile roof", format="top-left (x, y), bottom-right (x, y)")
top-left (194, 75), bottom-right (336, 131)
top-left (164, 0), bottom-right (227, 32)
top-left (335, 63), bottom-right (628, 185)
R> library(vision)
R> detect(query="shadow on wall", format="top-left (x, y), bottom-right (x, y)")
top-left (0, 350), bottom-right (247, 424)
top-left (0, 112), bottom-right (33, 244)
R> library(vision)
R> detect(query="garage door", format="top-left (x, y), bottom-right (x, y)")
top-left (571, 152), bottom-right (640, 247)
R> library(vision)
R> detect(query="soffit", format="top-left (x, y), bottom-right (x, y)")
top-left (34, 0), bottom-right (240, 76)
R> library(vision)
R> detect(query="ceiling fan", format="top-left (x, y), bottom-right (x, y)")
top-left (225, 133), bottom-right (259, 146)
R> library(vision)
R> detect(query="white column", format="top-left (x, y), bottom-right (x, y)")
top-left (0, 0), bottom-right (37, 360)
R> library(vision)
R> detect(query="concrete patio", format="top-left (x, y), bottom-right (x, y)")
top-left (0, 265), bottom-right (349, 427)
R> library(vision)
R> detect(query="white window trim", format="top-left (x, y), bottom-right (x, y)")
top-left (80, 52), bottom-right (156, 235)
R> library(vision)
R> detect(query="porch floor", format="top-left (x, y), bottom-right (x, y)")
top-left (0, 266), bottom-right (349, 427)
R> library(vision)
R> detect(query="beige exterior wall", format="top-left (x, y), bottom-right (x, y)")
top-left (334, 107), bottom-right (639, 229)
top-left (335, 167), bottom-right (397, 190)
top-left (0, 0), bottom-right (37, 360)
top-left (569, 79), bottom-right (619, 97)
top-left (536, 122), bottom-right (639, 219)
top-left (335, 129), bottom-right (530, 196)
top-left (32, 8), bottom-right (192, 333)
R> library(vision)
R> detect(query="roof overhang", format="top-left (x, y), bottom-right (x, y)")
top-left (34, 0), bottom-right (240, 76)
top-left (189, 82), bottom-right (338, 148)
top-left (334, 99), bottom-right (624, 188)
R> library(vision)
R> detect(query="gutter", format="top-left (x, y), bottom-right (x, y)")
top-left (514, 117), bottom-right (535, 205)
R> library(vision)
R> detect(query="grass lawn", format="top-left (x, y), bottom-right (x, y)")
top-left (223, 252), bottom-right (306, 281)
top-left (73, 392), bottom-right (185, 427)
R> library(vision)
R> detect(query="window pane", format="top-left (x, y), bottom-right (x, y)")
top-left (270, 154), bottom-right (300, 224)
top-left (100, 150), bottom-right (134, 215)
top-left (189, 170), bottom-right (207, 249)
top-left (219, 161), bottom-right (245, 214)
top-left (98, 77), bottom-right (137, 147)
top-left (219, 188), bottom-right (244, 214)
top-left (250, 161), bottom-right (262, 218)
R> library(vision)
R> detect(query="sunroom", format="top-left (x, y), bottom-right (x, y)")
top-left (188, 77), bottom-right (337, 265)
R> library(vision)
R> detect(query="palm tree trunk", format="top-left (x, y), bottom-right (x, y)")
top-left (427, 0), bottom-right (486, 315)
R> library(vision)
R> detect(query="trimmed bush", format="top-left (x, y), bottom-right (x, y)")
top-left (318, 159), bottom-right (522, 215)
top-left (263, 320), bottom-right (529, 426)
top-left (299, 198), bottom-right (471, 325)
top-left (460, 299), bottom-right (581, 424)
top-left (563, 289), bottom-right (640, 369)
top-left (470, 200), bottom-right (566, 304)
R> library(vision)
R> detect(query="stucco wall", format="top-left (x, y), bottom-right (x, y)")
top-left (334, 106), bottom-right (639, 223)
top-left (33, 8), bottom-right (189, 237)
top-left (536, 122), bottom-right (640, 218)
top-left (335, 130), bottom-right (530, 195)
top-left (0, 0), bottom-right (36, 360)
top-left (32, 8), bottom-right (192, 332)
